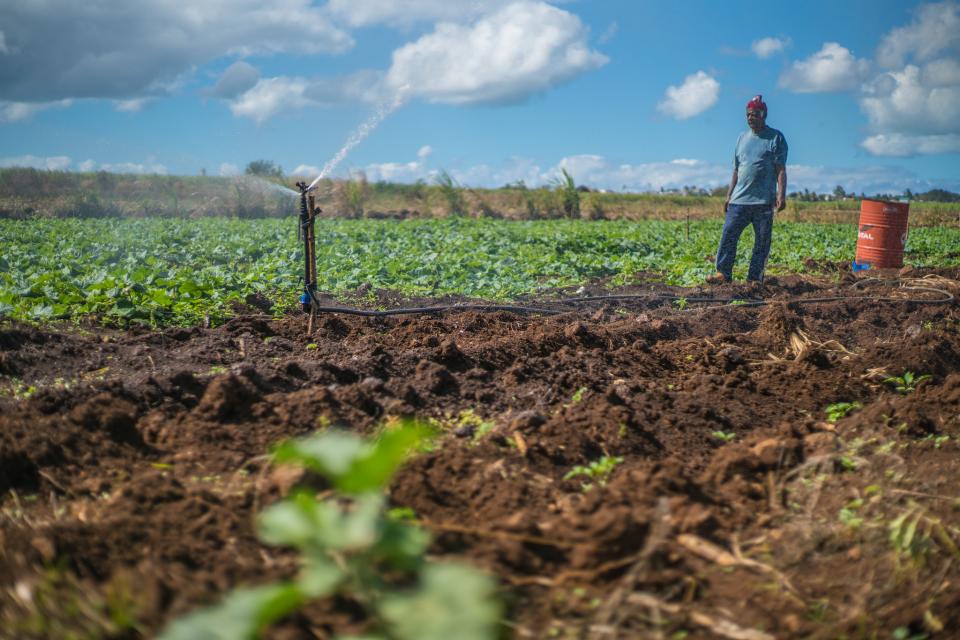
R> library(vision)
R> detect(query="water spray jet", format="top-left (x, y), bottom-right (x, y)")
top-left (304, 86), bottom-right (410, 192)
top-left (293, 86), bottom-right (411, 333)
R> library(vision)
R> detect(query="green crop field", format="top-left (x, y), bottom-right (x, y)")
top-left (2, 216), bottom-right (959, 326)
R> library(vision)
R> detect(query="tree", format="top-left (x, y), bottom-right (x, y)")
top-left (833, 185), bottom-right (846, 199)
top-left (245, 160), bottom-right (284, 178)
top-left (917, 189), bottom-right (960, 203)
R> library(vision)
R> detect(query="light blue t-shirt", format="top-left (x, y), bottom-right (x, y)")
top-left (729, 126), bottom-right (788, 206)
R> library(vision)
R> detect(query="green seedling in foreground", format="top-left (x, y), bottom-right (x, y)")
top-left (563, 456), bottom-right (624, 490)
top-left (711, 430), bottom-right (736, 443)
top-left (825, 401), bottom-right (863, 423)
top-left (159, 421), bottom-right (501, 640)
top-left (884, 371), bottom-right (932, 394)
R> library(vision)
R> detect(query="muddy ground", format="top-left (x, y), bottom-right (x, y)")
top-left (2, 269), bottom-right (960, 639)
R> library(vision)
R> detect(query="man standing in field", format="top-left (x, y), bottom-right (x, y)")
top-left (708, 95), bottom-right (787, 284)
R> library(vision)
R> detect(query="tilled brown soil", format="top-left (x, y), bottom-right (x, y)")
top-left (2, 270), bottom-right (960, 639)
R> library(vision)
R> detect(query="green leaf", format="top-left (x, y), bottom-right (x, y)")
top-left (272, 431), bottom-right (368, 480)
top-left (298, 554), bottom-right (344, 597)
top-left (271, 422), bottom-right (429, 494)
top-left (378, 564), bottom-right (501, 640)
top-left (375, 520), bottom-right (431, 570)
top-left (157, 582), bottom-right (302, 640)
top-left (258, 492), bottom-right (385, 552)
top-left (150, 289), bottom-right (174, 305)
top-left (257, 492), bottom-right (339, 548)
top-left (338, 493), bottom-right (386, 549)
top-left (339, 422), bottom-right (431, 493)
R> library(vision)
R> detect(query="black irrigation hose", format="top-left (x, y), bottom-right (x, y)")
top-left (307, 303), bottom-right (565, 317)
top-left (307, 281), bottom-right (954, 318)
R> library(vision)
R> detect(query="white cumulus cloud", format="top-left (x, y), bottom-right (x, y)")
top-left (385, 1), bottom-right (608, 105)
top-left (788, 162), bottom-right (955, 193)
top-left (228, 77), bottom-right (314, 124)
top-left (227, 71), bottom-right (388, 122)
top-left (74, 159), bottom-right (167, 174)
top-left (281, 150), bottom-right (958, 195)
top-left (779, 42), bottom-right (870, 93)
top-left (115, 98), bottom-right (149, 113)
top-left (0, 0), bottom-right (352, 104)
top-left (0, 99), bottom-right (72, 123)
top-left (876, 1), bottom-right (960, 69)
top-left (554, 156), bottom-right (729, 191)
top-left (657, 71), bottom-right (720, 120)
top-left (752, 37), bottom-right (790, 59)
top-left (923, 58), bottom-right (960, 86)
top-left (0, 155), bottom-right (71, 170)
top-left (860, 64), bottom-right (960, 136)
top-left (861, 133), bottom-right (960, 156)
top-left (99, 162), bottom-right (167, 175)
top-left (325, 0), bottom-right (516, 27)
top-left (205, 61), bottom-right (261, 99)
top-left (856, 4), bottom-right (960, 156)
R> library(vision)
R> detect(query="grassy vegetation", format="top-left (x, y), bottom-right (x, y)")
top-left (3, 168), bottom-right (959, 226)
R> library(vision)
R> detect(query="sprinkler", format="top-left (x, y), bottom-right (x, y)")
top-left (295, 181), bottom-right (320, 325)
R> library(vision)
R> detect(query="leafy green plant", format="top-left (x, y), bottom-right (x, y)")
top-left (4, 216), bottom-right (960, 328)
top-left (711, 430), bottom-right (736, 443)
top-left (884, 371), bottom-right (932, 394)
top-left (159, 422), bottom-right (501, 640)
top-left (825, 401), bottom-right (863, 423)
top-left (563, 455), bottom-right (623, 490)
top-left (674, 297), bottom-right (688, 310)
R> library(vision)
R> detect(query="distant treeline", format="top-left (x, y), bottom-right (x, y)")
top-left (1, 167), bottom-right (959, 227)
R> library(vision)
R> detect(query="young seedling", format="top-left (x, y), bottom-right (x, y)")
top-left (838, 498), bottom-right (864, 530)
top-left (159, 421), bottom-right (501, 640)
top-left (825, 401), bottom-right (862, 423)
top-left (563, 456), bottom-right (623, 490)
top-left (711, 430), bottom-right (736, 443)
top-left (884, 371), bottom-right (932, 394)
top-left (889, 503), bottom-right (960, 567)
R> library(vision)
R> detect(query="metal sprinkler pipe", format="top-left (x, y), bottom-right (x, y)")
top-left (295, 181), bottom-right (319, 320)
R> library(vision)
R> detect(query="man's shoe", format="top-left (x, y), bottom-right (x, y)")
top-left (706, 272), bottom-right (728, 284)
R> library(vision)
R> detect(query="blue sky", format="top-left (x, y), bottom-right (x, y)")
top-left (1, 0), bottom-right (959, 194)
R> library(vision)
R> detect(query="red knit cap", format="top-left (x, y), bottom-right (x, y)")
top-left (746, 95), bottom-right (767, 114)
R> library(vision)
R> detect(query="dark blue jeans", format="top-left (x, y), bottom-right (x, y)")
top-left (716, 203), bottom-right (773, 282)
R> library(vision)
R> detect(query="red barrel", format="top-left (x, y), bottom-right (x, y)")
top-left (854, 199), bottom-right (909, 269)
